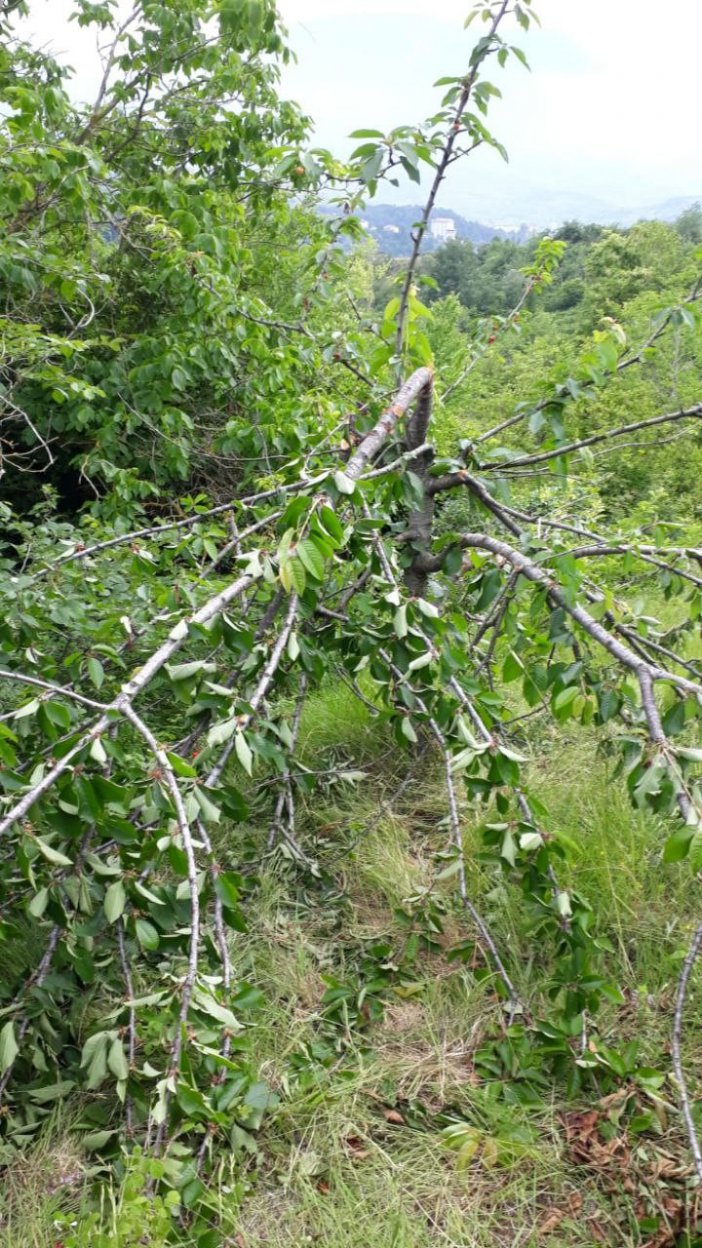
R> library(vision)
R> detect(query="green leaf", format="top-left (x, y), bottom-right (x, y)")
top-left (334, 470), bottom-right (356, 496)
top-left (167, 659), bottom-right (215, 682)
top-left (663, 827), bottom-right (694, 863)
top-left (82, 1033), bottom-right (109, 1089)
top-left (134, 880), bottom-right (166, 906)
top-left (87, 656), bottom-right (105, 689)
top-left (289, 558), bottom-right (307, 596)
top-left (177, 1083), bottom-right (208, 1118)
top-left (34, 836), bottom-right (73, 867)
top-left (519, 832), bottom-right (543, 852)
top-left (0, 1021), bottom-right (18, 1075)
top-left (166, 751), bottom-right (197, 778)
top-left (553, 686), bottom-right (579, 712)
top-left (235, 732), bottom-right (253, 776)
top-left (456, 1133), bottom-right (481, 1169)
top-left (135, 918), bottom-right (160, 951)
top-left (107, 1035), bottom-right (129, 1081)
top-left (556, 892), bottom-right (572, 918)
top-left (45, 701), bottom-right (72, 729)
top-left (319, 506), bottom-right (344, 543)
top-left (28, 887), bottom-right (49, 918)
top-left (407, 651), bottom-right (433, 672)
top-left (82, 1129), bottom-right (117, 1151)
top-left (415, 598), bottom-right (439, 619)
top-left (215, 872), bottom-right (241, 909)
top-left (90, 737), bottom-right (107, 764)
top-left (193, 990), bottom-right (241, 1031)
top-left (279, 559), bottom-right (294, 592)
top-left (193, 786), bottom-right (221, 824)
top-left (14, 698), bottom-right (40, 720)
top-left (208, 717), bottom-right (237, 748)
top-left (104, 879), bottom-right (126, 923)
top-left (29, 1080), bottom-right (75, 1103)
top-left (393, 605), bottom-right (408, 639)
top-left (297, 539), bottom-right (325, 580)
top-left (502, 651), bottom-right (523, 683)
top-left (500, 828), bottom-right (517, 867)
top-left (676, 746), bottom-right (702, 763)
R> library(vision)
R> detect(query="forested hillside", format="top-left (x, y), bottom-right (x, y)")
top-left (1, 3), bottom-right (702, 1246)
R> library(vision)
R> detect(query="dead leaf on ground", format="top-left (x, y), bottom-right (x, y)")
top-left (538, 1208), bottom-right (566, 1236)
top-left (383, 1108), bottom-right (405, 1125)
top-left (587, 1215), bottom-right (609, 1244)
top-left (538, 1191), bottom-right (583, 1237)
top-left (343, 1135), bottom-right (370, 1160)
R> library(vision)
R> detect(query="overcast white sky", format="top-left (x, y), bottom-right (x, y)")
top-left (18, 0), bottom-right (702, 225)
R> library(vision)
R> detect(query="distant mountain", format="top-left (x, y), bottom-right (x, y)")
top-left (615, 194), bottom-right (702, 227)
top-left (319, 203), bottom-right (536, 257)
top-left (466, 190), bottom-right (702, 231)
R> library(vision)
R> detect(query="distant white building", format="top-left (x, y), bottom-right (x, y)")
top-left (382, 224), bottom-right (400, 234)
top-left (430, 217), bottom-right (457, 243)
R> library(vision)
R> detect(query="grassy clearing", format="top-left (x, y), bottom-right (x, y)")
top-left (2, 678), bottom-right (701, 1246)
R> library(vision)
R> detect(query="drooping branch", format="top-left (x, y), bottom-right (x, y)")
top-left (474, 280), bottom-right (702, 448)
top-left (427, 468), bottom-right (702, 594)
top-left (34, 478), bottom-right (329, 578)
top-left (428, 481), bottom-right (702, 678)
top-left (420, 532), bottom-right (702, 697)
top-left (567, 544), bottom-right (702, 590)
top-left (0, 572), bottom-right (255, 836)
top-left (479, 403), bottom-right (702, 474)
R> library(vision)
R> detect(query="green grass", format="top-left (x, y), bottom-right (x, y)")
top-left (0, 1108), bottom-right (85, 1248)
top-left (2, 678), bottom-right (702, 1246)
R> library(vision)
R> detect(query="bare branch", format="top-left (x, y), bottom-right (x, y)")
top-left (0, 668), bottom-right (109, 712)
top-left (343, 367), bottom-right (433, 482)
top-left (205, 592), bottom-right (298, 788)
top-left (121, 704), bottom-right (200, 1152)
top-left (117, 919), bottom-right (137, 1135)
top-left (267, 675), bottom-right (307, 853)
top-left (672, 918), bottom-right (702, 1184)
